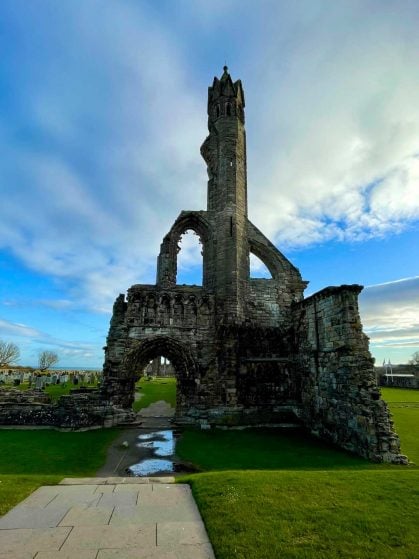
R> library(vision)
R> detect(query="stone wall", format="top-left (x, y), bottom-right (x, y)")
top-left (0, 388), bottom-right (134, 429)
top-left (248, 279), bottom-right (281, 326)
top-left (102, 285), bottom-right (218, 413)
top-left (292, 285), bottom-right (407, 464)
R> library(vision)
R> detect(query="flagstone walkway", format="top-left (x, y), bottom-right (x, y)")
top-left (0, 477), bottom-right (215, 559)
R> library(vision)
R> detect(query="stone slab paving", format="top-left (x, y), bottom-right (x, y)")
top-left (0, 477), bottom-right (215, 559)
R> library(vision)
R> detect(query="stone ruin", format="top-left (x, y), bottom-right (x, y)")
top-left (100, 67), bottom-right (407, 464)
top-left (0, 67), bottom-right (406, 463)
top-left (0, 387), bottom-right (133, 429)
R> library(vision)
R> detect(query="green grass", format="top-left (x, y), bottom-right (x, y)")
top-left (381, 387), bottom-right (419, 403)
top-left (1, 386), bottom-right (418, 559)
top-left (380, 387), bottom-right (419, 464)
top-left (133, 376), bottom-right (176, 411)
top-left (390, 407), bottom-right (419, 464)
top-left (0, 428), bottom-right (120, 514)
top-left (177, 427), bottom-right (372, 471)
top-left (176, 387), bottom-right (419, 559)
top-left (0, 475), bottom-right (61, 516)
top-left (0, 429), bottom-right (118, 475)
top-left (45, 382), bottom-right (98, 401)
top-left (184, 470), bottom-right (419, 559)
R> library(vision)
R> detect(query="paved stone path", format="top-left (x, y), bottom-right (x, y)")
top-left (0, 477), bottom-right (215, 559)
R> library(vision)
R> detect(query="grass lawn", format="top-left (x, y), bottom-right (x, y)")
top-left (0, 385), bottom-right (417, 558)
top-left (381, 387), bottom-right (419, 403)
top-left (0, 428), bottom-right (119, 513)
top-left (381, 387), bottom-right (419, 465)
top-left (177, 387), bottom-right (419, 559)
top-left (177, 427), bottom-right (373, 471)
top-left (0, 475), bottom-right (61, 516)
top-left (185, 470), bottom-right (419, 559)
top-left (133, 376), bottom-right (176, 411)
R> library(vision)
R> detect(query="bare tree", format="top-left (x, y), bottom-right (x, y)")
top-left (0, 340), bottom-right (20, 367)
top-left (408, 351), bottom-right (419, 367)
top-left (38, 350), bottom-right (59, 372)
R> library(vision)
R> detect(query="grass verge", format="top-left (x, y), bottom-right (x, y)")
top-left (184, 469), bottom-right (419, 559)
top-left (133, 376), bottom-right (176, 411)
top-left (176, 387), bottom-right (419, 558)
top-left (176, 427), bottom-right (373, 471)
top-left (0, 428), bottom-right (119, 513)
top-left (0, 475), bottom-right (61, 516)
top-left (0, 428), bottom-right (119, 475)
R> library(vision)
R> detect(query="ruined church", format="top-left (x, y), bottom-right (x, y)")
top-left (102, 67), bottom-right (405, 463)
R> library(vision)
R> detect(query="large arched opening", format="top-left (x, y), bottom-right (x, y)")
top-left (123, 336), bottom-right (198, 415)
top-left (157, 212), bottom-right (213, 288)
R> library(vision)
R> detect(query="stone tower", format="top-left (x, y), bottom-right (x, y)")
top-left (102, 67), bottom-right (406, 464)
top-left (201, 66), bottom-right (249, 319)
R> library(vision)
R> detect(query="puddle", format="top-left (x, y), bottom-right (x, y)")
top-left (127, 430), bottom-right (178, 476)
top-left (129, 458), bottom-right (174, 476)
top-left (137, 430), bottom-right (175, 457)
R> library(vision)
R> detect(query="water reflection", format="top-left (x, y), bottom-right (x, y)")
top-left (129, 459), bottom-right (174, 476)
top-left (128, 430), bottom-right (176, 476)
top-left (136, 430), bottom-right (175, 457)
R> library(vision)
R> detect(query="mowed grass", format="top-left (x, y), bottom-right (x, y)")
top-left (0, 428), bottom-right (119, 513)
top-left (133, 376), bottom-right (176, 411)
top-left (0, 377), bottom-right (176, 514)
top-left (0, 475), bottom-right (61, 516)
top-left (177, 427), bottom-right (372, 471)
top-left (0, 386), bottom-right (418, 558)
top-left (177, 387), bottom-right (419, 559)
top-left (381, 387), bottom-right (419, 402)
top-left (381, 387), bottom-right (419, 464)
top-left (186, 470), bottom-right (419, 559)
top-left (0, 429), bottom-right (118, 475)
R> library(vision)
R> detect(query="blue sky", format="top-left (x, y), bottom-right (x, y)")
top-left (0, 0), bottom-right (418, 367)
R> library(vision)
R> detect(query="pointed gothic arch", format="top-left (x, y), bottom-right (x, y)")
top-left (156, 211), bottom-right (213, 288)
top-left (123, 336), bottom-right (198, 412)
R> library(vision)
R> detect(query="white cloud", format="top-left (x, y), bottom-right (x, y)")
top-left (0, 319), bottom-right (42, 340)
top-left (0, 0), bottom-right (418, 322)
top-left (246, 3), bottom-right (419, 248)
top-left (359, 277), bottom-right (419, 357)
top-left (0, 316), bottom-right (102, 366)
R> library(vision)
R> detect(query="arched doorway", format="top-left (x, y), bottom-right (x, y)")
top-left (122, 336), bottom-right (198, 415)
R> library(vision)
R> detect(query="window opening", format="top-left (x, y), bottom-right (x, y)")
top-left (176, 229), bottom-right (203, 285)
top-left (250, 253), bottom-right (272, 279)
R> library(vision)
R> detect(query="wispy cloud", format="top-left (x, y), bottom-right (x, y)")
top-left (360, 277), bottom-right (419, 356)
top-left (0, 317), bottom-right (98, 353)
top-left (0, 1), bottom-right (418, 365)
top-left (0, 319), bottom-right (42, 340)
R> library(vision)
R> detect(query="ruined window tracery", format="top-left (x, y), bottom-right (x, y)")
top-left (176, 229), bottom-right (203, 286)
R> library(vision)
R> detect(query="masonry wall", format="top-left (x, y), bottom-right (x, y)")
top-left (248, 279), bottom-right (282, 327)
top-left (102, 285), bottom-right (219, 415)
top-left (292, 285), bottom-right (407, 464)
top-left (0, 388), bottom-right (133, 428)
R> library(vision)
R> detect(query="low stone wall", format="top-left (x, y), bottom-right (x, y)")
top-left (0, 388), bottom-right (135, 429)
